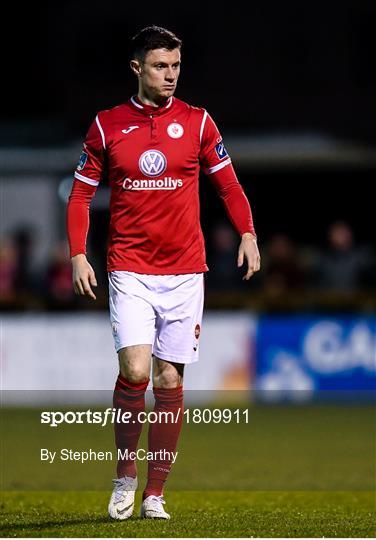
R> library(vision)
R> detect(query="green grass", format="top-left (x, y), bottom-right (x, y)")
top-left (1, 490), bottom-right (375, 537)
top-left (1, 404), bottom-right (375, 536)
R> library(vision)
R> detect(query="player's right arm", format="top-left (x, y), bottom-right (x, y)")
top-left (66, 114), bottom-right (106, 300)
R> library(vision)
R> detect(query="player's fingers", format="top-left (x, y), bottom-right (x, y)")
top-left (80, 276), bottom-right (96, 300)
top-left (74, 278), bottom-right (84, 295)
top-left (243, 255), bottom-right (260, 280)
top-left (237, 249), bottom-right (244, 267)
top-left (89, 270), bottom-right (97, 288)
top-left (243, 267), bottom-right (255, 280)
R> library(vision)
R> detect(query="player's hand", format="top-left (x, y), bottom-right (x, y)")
top-left (71, 254), bottom-right (97, 300)
top-left (237, 233), bottom-right (261, 280)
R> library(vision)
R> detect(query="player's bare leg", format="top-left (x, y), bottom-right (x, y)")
top-left (140, 357), bottom-right (184, 519)
top-left (109, 344), bottom-right (151, 520)
top-left (118, 344), bottom-right (152, 382)
top-left (153, 357), bottom-right (184, 388)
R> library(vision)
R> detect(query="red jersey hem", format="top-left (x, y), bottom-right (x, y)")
top-left (107, 263), bottom-right (209, 275)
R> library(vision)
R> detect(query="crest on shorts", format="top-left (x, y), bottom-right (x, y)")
top-left (193, 324), bottom-right (201, 351)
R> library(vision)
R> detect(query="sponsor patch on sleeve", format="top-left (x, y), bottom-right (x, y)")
top-left (215, 142), bottom-right (229, 160)
top-left (77, 151), bottom-right (88, 171)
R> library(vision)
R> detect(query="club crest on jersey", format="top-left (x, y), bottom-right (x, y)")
top-left (77, 150), bottom-right (88, 171)
top-left (139, 150), bottom-right (167, 177)
top-left (167, 122), bottom-right (184, 139)
top-left (215, 142), bottom-right (228, 160)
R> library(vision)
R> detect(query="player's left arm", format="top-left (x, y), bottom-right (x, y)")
top-left (207, 163), bottom-right (260, 280)
top-left (199, 113), bottom-right (260, 280)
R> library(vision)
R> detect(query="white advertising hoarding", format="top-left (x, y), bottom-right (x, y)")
top-left (1, 312), bottom-right (255, 403)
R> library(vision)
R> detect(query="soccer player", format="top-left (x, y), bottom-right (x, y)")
top-left (67, 25), bottom-right (260, 520)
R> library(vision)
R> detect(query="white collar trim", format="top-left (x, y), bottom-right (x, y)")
top-left (131, 96), bottom-right (173, 110)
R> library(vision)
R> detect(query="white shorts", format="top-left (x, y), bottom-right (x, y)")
top-left (108, 271), bottom-right (204, 364)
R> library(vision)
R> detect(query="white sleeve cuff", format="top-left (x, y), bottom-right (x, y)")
top-left (74, 172), bottom-right (100, 186)
top-left (203, 157), bottom-right (232, 175)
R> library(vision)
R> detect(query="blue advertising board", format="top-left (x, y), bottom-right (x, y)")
top-left (255, 316), bottom-right (376, 399)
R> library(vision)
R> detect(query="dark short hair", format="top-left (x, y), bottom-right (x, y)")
top-left (131, 26), bottom-right (182, 62)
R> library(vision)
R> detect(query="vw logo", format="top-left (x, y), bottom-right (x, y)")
top-left (139, 150), bottom-right (167, 177)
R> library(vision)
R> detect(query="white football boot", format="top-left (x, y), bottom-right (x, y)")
top-left (108, 476), bottom-right (138, 520)
top-left (140, 495), bottom-right (171, 519)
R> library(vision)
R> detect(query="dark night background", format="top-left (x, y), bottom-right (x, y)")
top-left (1, 0), bottom-right (375, 309)
top-left (3, 0), bottom-right (376, 140)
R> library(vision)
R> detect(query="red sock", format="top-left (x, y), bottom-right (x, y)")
top-left (143, 385), bottom-right (184, 499)
top-left (113, 374), bottom-right (149, 478)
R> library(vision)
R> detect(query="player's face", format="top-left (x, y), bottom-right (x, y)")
top-left (138, 48), bottom-right (181, 100)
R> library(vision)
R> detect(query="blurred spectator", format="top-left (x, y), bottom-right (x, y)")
top-left (207, 222), bottom-right (245, 290)
top-left (260, 233), bottom-right (305, 295)
top-left (0, 238), bottom-right (18, 302)
top-left (0, 228), bottom-right (40, 308)
top-left (45, 241), bottom-right (76, 309)
top-left (12, 226), bottom-right (37, 294)
top-left (314, 221), bottom-right (375, 292)
top-left (1, 220), bottom-right (375, 310)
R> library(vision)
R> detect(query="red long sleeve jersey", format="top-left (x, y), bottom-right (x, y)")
top-left (67, 95), bottom-right (255, 274)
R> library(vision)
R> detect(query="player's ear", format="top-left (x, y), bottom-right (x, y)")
top-left (130, 59), bottom-right (142, 77)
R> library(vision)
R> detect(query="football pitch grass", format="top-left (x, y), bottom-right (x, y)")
top-left (1, 403), bottom-right (375, 537)
top-left (1, 490), bottom-right (375, 537)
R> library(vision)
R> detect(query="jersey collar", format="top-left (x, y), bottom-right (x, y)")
top-left (129, 95), bottom-right (174, 116)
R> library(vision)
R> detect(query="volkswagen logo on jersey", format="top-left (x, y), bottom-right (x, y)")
top-left (167, 123), bottom-right (184, 139)
top-left (139, 150), bottom-right (167, 177)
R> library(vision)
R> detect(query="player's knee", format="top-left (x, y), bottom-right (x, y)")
top-left (153, 370), bottom-right (182, 388)
top-left (121, 366), bottom-right (149, 384)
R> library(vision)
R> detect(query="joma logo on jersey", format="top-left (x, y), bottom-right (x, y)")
top-left (122, 177), bottom-right (183, 191)
top-left (139, 150), bottom-right (167, 177)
